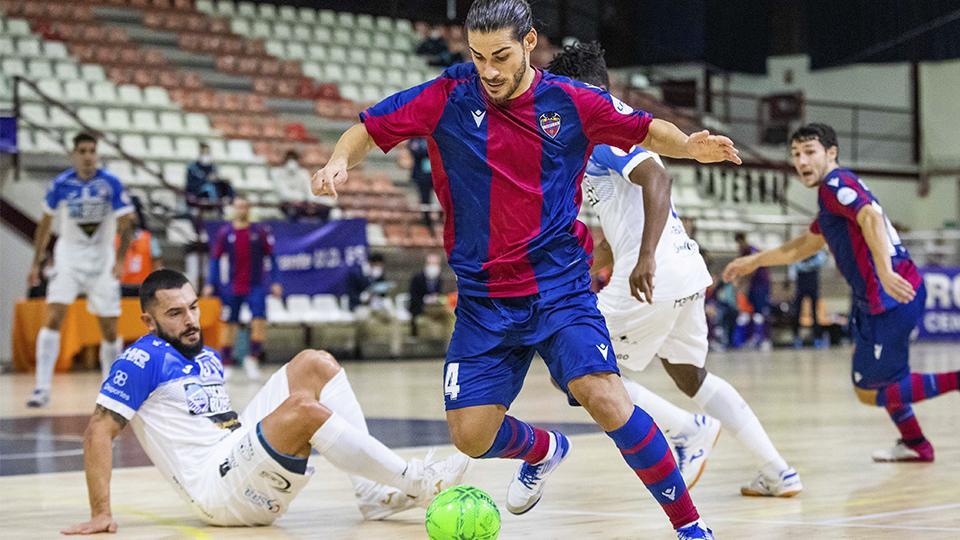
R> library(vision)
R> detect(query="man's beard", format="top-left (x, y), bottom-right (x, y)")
top-left (489, 56), bottom-right (528, 105)
top-left (157, 326), bottom-right (205, 358)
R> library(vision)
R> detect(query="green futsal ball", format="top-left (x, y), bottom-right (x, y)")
top-left (425, 485), bottom-right (501, 540)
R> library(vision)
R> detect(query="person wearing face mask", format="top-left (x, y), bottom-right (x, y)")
top-left (345, 253), bottom-right (388, 312)
top-left (408, 253), bottom-right (452, 339)
top-left (186, 142), bottom-right (219, 204)
top-left (276, 150), bottom-right (332, 221)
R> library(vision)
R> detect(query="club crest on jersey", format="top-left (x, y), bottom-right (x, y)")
top-left (539, 112), bottom-right (562, 138)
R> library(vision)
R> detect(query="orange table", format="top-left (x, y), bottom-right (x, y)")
top-left (12, 298), bottom-right (223, 372)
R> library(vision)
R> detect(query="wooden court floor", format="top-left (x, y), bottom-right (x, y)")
top-left (1, 343), bottom-right (958, 539)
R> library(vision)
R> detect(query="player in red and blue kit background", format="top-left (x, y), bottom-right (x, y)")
top-left (203, 195), bottom-right (282, 382)
top-left (725, 123), bottom-right (960, 463)
top-left (313, 1), bottom-right (741, 537)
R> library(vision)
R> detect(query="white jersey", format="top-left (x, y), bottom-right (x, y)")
top-left (96, 335), bottom-right (238, 504)
top-left (583, 145), bottom-right (712, 309)
top-left (44, 168), bottom-right (132, 273)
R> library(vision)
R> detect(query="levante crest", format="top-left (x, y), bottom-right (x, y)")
top-left (539, 112), bottom-right (561, 138)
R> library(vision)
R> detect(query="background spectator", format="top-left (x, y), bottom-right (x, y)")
top-left (118, 196), bottom-right (163, 297)
top-left (185, 142), bottom-right (218, 203)
top-left (788, 250), bottom-right (828, 348)
top-left (735, 231), bottom-right (772, 350)
top-left (408, 252), bottom-right (451, 338)
top-left (275, 150), bottom-right (332, 221)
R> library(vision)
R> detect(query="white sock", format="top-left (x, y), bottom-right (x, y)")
top-left (319, 369), bottom-right (379, 495)
top-left (692, 373), bottom-right (787, 477)
top-left (35, 328), bottom-right (61, 391)
top-left (622, 375), bottom-right (699, 438)
top-left (309, 412), bottom-right (415, 495)
top-left (99, 338), bottom-right (123, 382)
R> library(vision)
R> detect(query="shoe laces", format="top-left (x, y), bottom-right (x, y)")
top-left (517, 461), bottom-right (545, 489)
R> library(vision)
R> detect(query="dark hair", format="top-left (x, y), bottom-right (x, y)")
top-left (140, 269), bottom-right (191, 312)
top-left (734, 232), bottom-right (746, 242)
top-left (546, 41), bottom-right (609, 88)
top-left (72, 131), bottom-right (97, 149)
top-left (283, 149), bottom-right (300, 162)
top-left (790, 123), bottom-right (839, 155)
top-left (369, 253), bottom-right (385, 264)
top-left (465, 0), bottom-right (533, 41)
top-left (199, 142), bottom-right (210, 150)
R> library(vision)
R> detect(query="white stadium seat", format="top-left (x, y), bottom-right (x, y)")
top-left (80, 64), bottom-right (106, 82)
top-left (174, 136), bottom-right (200, 160)
top-left (318, 10), bottom-right (336, 26)
top-left (133, 110), bottom-right (159, 133)
top-left (159, 111), bottom-right (185, 134)
top-left (214, 0), bottom-right (236, 17)
top-left (7, 18), bottom-right (32, 37)
top-left (20, 103), bottom-right (49, 126)
top-left (55, 62), bottom-right (80, 81)
top-left (1, 58), bottom-right (26, 78)
top-left (91, 81), bottom-right (118, 104)
top-left (227, 139), bottom-right (256, 162)
top-left (118, 85), bottom-right (144, 106)
top-left (292, 24), bottom-right (312, 43)
top-left (278, 5), bottom-right (297, 21)
top-left (0, 37), bottom-right (13, 55)
top-left (27, 59), bottom-right (53, 80)
top-left (105, 108), bottom-right (132, 131)
top-left (258, 3), bottom-right (277, 19)
top-left (17, 37), bottom-right (42, 57)
top-left (313, 26), bottom-right (332, 44)
top-left (162, 162), bottom-right (187, 188)
top-left (48, 107), bottom-right (75, 129)
top-left (76, 106), bottom-right (104, 130)
top-left (237, 1), bottom-right (257, 18)
top-left (43, 41), bottom-right (68, 59)
top-left (287, 295), bottom-right (319, 322)
top-left (119, 133), bottom-right (148, 158)
top-left (35, 79), bottom-right (64, 101)
top-left (144, 86), bottom-right (172, 108)
top-left (207, 139), bottom-right (229, 161)
top-left (297, 7), bottom-right (317, 24)
top-left (184, 113), bottom-right (212, 135)
top-left (230, 18), bottom-right (251, 36)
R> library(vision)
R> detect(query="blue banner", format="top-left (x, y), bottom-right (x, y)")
top-left (206, 219), bottom-right (368, 295)
top-left (919, 266), bottom-right (960, 340)
top-left (0, 116), bottom-right (17, 154)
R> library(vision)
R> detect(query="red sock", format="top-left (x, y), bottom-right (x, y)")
top-left (886, 404), bottom-right (925, 446)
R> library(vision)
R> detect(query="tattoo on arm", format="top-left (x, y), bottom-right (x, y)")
top-left (94, 404), bottom-right (128, 430)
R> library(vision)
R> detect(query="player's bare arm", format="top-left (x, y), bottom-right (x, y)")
top-left (113, 214), bottom-right (135, 279)
top-left (28, 213), bottom-right (54, 287)
top-left (591, 238), bottom-right (614, 279)
top-left (641, 119), bottom-right (742, 165)
top-left (723, 232), bottom-right (826, 282)
top-left (311, 123), bottom-right (380, 198)
top-left (627, 159), bottom-right (672, 303)
top-left (855, 205), bottom-right (916, 303)
top-left (61, 405), bottom-right (127, 535)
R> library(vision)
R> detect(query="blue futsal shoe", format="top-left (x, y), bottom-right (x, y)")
top-left (677, 519), bottom-right (715, 539)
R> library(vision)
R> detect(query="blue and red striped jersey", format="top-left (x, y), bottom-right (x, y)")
top-left (208, 223), bottom-right (279, 296)
top-left (360, 63), bottom-right (653, 297)
top-left (809, 168), bottom-right (921, 314)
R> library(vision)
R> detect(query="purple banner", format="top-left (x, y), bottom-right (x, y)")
top-left (206, 219), bottom-right (368, 295)
top-left (919, 266), bottom-right (960, 340)
top-left (0, 116), bottom-right (17, 154)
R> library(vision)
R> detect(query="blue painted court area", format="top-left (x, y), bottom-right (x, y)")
top-left (0, 415), bottom-right (599, 476)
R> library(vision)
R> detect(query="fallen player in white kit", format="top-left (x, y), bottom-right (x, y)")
top-left (549, 42), bottom-right (802, 497)
top-left (62, 269), bottom-right (469, 534)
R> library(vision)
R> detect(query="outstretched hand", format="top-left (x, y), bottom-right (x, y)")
top-left (722, 255), bottom-right (757, 283)
top-left (685, 130), bottom-right (742, 165)
top-left (311, 159), bottom-right (348, 199)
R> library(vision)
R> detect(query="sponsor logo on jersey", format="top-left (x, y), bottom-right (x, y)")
top-left (219, 456), bottom-right (237, 478)
top-left (837, 187), bottom-right (858, 206)
top-left (237, 434), bottom-right (255, 461)
top-left (102, 383), bottom-right (130, 402)
top-left (538, 112), bottom-right (562, 138)
top-left (596, 343), bottom-right (609, 361)
top-left (112, 371), bottom-right (128, 387)
top-left (243, 487), bottom-right (281, 513)
top-left (119, 347), bottom-right (150, 369)
top-left (611, 95), bottom-right (634, 115)
top-left (260, 470), bottom-right (292, 493)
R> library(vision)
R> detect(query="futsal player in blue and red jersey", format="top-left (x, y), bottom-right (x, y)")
top-left (204, 195), bottom-right (282, 381)
top-left (314, 2), bottom-right (741, 537)
top-left (725, 123), bottom-right (959, 463)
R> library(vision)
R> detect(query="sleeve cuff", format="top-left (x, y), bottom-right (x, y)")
top-left (114, 205), bottom-right (135, 217)
top-left (620, 151), bottom-right (658, 178)
top-left (96, 394), bottom-right (136, 420)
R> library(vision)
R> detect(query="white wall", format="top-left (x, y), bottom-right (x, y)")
top-left (920, 60), bottom-right (960, 170)
top-left (0, 228), bottom-right (33, 364)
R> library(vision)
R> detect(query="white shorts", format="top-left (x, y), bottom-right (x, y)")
top-left (600, 290), bottom-right (709, 372)
top-left (46, 266), bottom-right (121, 317)
top-left (191, 366), bottom-right (313, 526)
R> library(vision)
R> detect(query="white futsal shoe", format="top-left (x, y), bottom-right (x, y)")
top-left (671, 415), bottom-right (721, 490)
top-left (243, 355), bottom-right (262, 381)
top-left (26, 388), bottom-right (50, 408)
top-left (506, 431), bottom-right (571, 515)
top-left (871, 439), bottom-right (934, 462)
top-left (740, 466), bottom-right (803, 497)
top-left (357, 484), bottom-right (418, 520)
top-left (409, 449), bottom-right (472, 507)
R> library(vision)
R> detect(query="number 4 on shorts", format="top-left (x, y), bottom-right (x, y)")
top-left (444, 363), bottom-right (460, 400)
